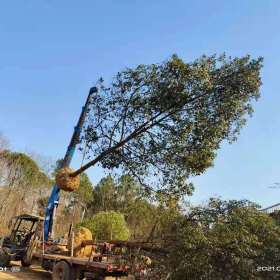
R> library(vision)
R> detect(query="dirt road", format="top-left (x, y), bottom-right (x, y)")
top-left (0, 262), bottom-right (50, 280)
top-left (0, 262), bottom-right (134, 279)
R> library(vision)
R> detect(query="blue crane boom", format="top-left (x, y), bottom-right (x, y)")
top-left (43, 87), bottom-right (97, 241)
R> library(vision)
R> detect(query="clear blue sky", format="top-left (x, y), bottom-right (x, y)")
top-left (0, 0), bottom-right (279, 207)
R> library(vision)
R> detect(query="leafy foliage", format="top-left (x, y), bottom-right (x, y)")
top-left (0, 132), bottom-right (9, 152)
top-left (0, 151), bottom-right (50, 189)
top-left (270, 210), bottom-right (280, 226)
top-left (79, 54), bottom-right (263, 195)
top-left (0, 151), bottom-right (52, 228)
top-left (165, 198), bottom-right (280, 280)
top-left (91, 175), bottom-right (118, 212)
top-left (81, 211), bottom-right (129, 240)
top-left (75, 173), bottom-right (93, 205)
top-left (91, 175), bottom-right (140, 213)
top-left (87, 174), bottom-right (178, 240)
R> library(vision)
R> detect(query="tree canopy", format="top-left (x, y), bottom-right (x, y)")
top-left (0, 132), bottom-right (9, 152)
top-left (0, 151), bottom-right (50, 189)
top-left (164, 198), bottom-right (280, 280)
top-left (0, 151), bottom-right (51, 226)
top-left (81, 211), bottom-right (130, 240)
top-left (75, 54), bottom-right (263, 195)
top-left (75, 173), bottom-right (93, 205)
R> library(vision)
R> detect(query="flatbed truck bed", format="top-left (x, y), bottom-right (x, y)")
top-left (32, 251), bottom-right (130, 280)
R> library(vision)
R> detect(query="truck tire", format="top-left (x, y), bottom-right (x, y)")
top-left (0, 248), bottom-right (10, 267)
top-left (21, 256), bottom-right (31, 267)
top-left (21, 246), bottom-right (34, 267)
top-left (21, 237), bottom-right (37, 267)
top-left (52, 261), bottom-right (75, 280)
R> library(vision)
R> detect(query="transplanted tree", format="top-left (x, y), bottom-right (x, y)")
top-left (73, 54), bottom-right (262, 195)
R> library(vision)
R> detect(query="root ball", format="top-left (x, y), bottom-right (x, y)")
top-left (55, 167), bottom-right (80, 192)
top-left (68, 227), bottom-right (94, 258)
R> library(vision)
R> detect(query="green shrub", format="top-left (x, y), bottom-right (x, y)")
top-left (81, 211), bottom-right (129, 241)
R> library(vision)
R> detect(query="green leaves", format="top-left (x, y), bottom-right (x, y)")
top-left (0, 151), bottom-right (50, 188)
top-left (167, 198), bottom-right (280, 280)
top-left (75, 173), bottom-right (93, 205)
top-left (80, 54), bottom-right (263, 196)
top-left (80, 211), bottom-right (129, 241)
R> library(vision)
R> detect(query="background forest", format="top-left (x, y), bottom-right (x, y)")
top-left (1, 131), bottom-right (280, 279)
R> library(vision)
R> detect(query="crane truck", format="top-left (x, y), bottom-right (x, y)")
top-left (0, 87), bottom-right (132, 279)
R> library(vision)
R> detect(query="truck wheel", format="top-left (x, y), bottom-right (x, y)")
top-left (0, 248), bottom-right (10, 267)
top-left (21, 247), bottom-right (34, 267)
top-left (21, 257), bottom-right (31, 267)
top-left (52, 261), bottom-right (75, 280)
top-left (21, 237), bottom-right (37, 267)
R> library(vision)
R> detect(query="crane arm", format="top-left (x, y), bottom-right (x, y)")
top-left (43, 87), bottom-right (97, 240)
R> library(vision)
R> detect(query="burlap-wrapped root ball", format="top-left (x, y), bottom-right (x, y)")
top-left (67, 227), bottom-right (94, 258)
top-left (55, 167), bottom-right (80, 192)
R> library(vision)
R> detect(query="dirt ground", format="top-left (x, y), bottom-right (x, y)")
top-left (0, 262), bottom-right (50, 280)
top-left (0, 262), bottom-right (134, 280)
